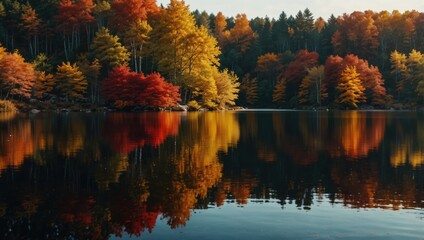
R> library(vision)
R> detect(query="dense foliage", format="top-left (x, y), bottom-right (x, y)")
top-left (1, 0), bottom-right (424, 109)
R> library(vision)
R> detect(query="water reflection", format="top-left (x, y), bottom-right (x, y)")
top-left (0, 111), bottom-right (423, 238)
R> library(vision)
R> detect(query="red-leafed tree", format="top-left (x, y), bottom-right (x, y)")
top-left (0, 51), bottom-right (35, 99)
top-left (55, 0), bottom-right (95, 59)
top-left (109, 0), bottom-right (160, 32)
top-left (323, 55), bottom-right (343, 103)
top-left (102, 66), bottom-right (180, 109)
top-left (284, 50), bottom-right (319, 102)
top-left (285, 50), bottom-right (319, 83)
top-left (324, 54), bottom-right (388, 106)
top-left (102, 65), bottom-right (140, 108)
top-left (139, 73), bottom-right (181, 108)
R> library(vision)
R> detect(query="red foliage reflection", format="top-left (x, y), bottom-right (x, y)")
top-left (103, 112), bottom-right (181, 154)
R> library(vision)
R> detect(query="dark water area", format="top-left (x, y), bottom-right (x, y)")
top-left (0, 111), bottom-right (423, 239)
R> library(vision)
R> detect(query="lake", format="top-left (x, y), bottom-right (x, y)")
top-left (0, 110), bottom-right (423, 239)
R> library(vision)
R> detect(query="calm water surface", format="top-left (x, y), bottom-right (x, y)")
top-left (0, 110), bottom-right (423, 239)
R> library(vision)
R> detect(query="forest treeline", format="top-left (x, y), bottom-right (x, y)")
top-left (1, 0), bottom-right (424, 110)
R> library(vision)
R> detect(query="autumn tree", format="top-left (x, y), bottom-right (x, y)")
top-left (214, 11), bottom-right (229, 48)
top-left (109, 0), bottom-right (159, 32)
top-left (77, 56), bottom-right (101, 103)
top-left (151, 0), bottom-right (222, 107)
top-left (0, 51), bottom-right (35, 99)
top-left (139, 73), bottom-right (181, 108)
top-left (55, 62), bottom-right (87, 102)
top-left (124, 20), bottom-right (152, 73)
top-left (336, 66), bottom-right (365, 108)
top-left (19, 4), bottom-right (41, 57)
top-left (323, 55), bottom-right (343, 103)
top-left (214, 69), bottom-right (240, 108)
top-left (284, 50), bottom-right (319, 103)
top-left (405, 50), bottom-right (424, 101)
top-left (90, 27), bottom-right (130, 70)
top-left (102, 65), bottom-right (138, 108)
top-left (298, 65), bottom-right (325, 105)
top-left (240, 74), bottom-right (258, 106)
top-left (332, 11), bottom-right (379, 60)
top-left (92, 0), bottom-right (110, 28)
top-left (390, 50), bottom-right (408, 97)
top-left (391, 49), bottom-right (423, 102)
top-left (228, 14), bottom-right (256, 53)
top-left (102, 66), bottom-right (180, 108)
top-left (255, 53), bottom-right (282, 105)
top-left (33, 71), bottom-right (56, 99)
top-left (272, 78), bottom-right (286, 106)
top-left (55, 0), bottom-right (95, 59)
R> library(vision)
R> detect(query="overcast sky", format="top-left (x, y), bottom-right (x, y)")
top-left (156, 0), bottom-right (424, 20)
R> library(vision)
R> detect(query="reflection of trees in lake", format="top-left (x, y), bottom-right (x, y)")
top-left (1, 111), bottom-right (424, 238)
top-left (389, 113), bottom-right (424, 168)
top-left (219, 111), bottom-right (424, 211)
top-left (0, 113), bottom-right (34, 172)
top-left (0, 112), bottom-right (241, 237)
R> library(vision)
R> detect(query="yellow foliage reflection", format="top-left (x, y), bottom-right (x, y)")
top-left (160, 112), bottom-right (240, 228)
top-left (391, 143), bottom-right (424, 168)
top-left (56, 115), bottom-right (86, 157)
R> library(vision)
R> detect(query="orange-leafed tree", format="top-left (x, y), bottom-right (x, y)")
top-left (272, 78), bottom-right (287, 106)
top-left (0, 51), bottom-right (35, 99)
top-left (33, 71), bottom-right (56, 99)
top-left (19, 4), bottom-right (41, 57)
top-left (332, 11), bottom-right (379, 60)
top-left (228, 14), bottom-right (256, 53)
top-left (336, 66), bottom-right (365, 108)
top-left (214, 11), bottom-right (229, 48)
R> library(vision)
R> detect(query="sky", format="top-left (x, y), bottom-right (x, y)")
top-left (156, 0), bottom-right (424, 20)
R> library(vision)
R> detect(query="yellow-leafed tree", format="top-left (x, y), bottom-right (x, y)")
top-left (123, 20), bottom-right (151, 73)
top-left (151, 0), bottom-right (222, 107)
top-left (298, 65), bottom-right (325, 105)
top-left (90, 27), bottom-right (129, 69)
top-left (56, 62), bottom-right (87, 102)
top-left (336, 66), bottom-right (365, 108)
top-left (390, 50), bottom-right (407, 94)
top-left (214, 69), bottom-right (240, 108)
